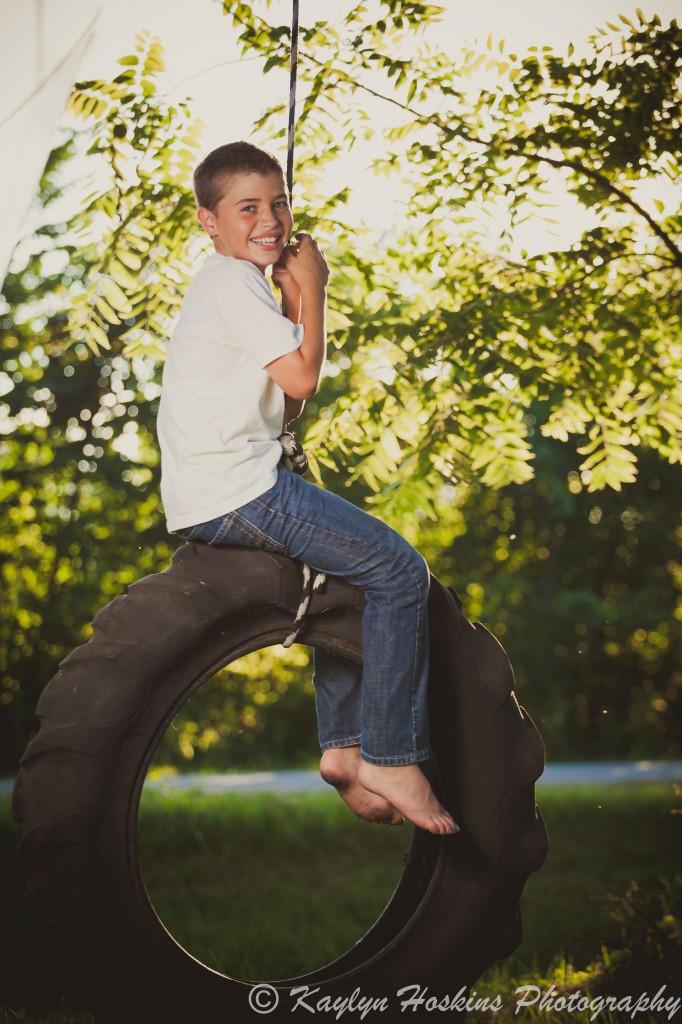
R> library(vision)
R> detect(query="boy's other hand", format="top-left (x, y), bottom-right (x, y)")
top-left (265, 234), bottom-right (328, 399)
top-left (272, 248), bottom-right (302, 323)
top-left (272, 249), bottom-right (300, 298)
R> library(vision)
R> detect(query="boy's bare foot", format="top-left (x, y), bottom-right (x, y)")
top-left (320, 747), bottom-right (404, 826)
top-left (357, 761), bottom-right (459, 835)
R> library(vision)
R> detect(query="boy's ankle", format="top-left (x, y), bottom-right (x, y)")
top-left (319, 746), bottom-right (361, 786)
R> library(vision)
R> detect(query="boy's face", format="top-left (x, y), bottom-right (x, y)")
top-left (197, 171), bottom-right (293, 273)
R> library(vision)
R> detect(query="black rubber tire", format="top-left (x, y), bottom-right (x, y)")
top-left (13, 542), bottom-right (548, 1023)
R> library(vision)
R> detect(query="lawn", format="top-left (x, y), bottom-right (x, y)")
top-left (1, 781), bottom-right (679, 1022)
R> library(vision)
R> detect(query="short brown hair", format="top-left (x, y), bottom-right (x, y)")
top-left (193, 142), bottom-right (284, 211)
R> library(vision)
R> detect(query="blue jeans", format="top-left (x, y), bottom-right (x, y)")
top-left (176, 466), bottom-right (430, 766)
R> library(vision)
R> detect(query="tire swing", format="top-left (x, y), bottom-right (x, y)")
top-left (14, 543), bottom-right (548, 1022)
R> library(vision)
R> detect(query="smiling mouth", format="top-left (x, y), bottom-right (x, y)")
top-left (251, 236), bottom-right (283, 247)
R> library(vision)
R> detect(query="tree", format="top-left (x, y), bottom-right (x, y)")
top-left (0, 38), bottom-right (201, 771)
top-left (26, 5), bottom-right (682, 508)
top-left (2, 4), bottom-right (680, 770)
top-left (220, 1), bottom-right (682, 509)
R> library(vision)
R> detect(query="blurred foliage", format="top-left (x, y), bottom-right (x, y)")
top-left (63, 32), bottom-right (202, 359)
top-left (0, 40), bottom-right (190, 767)
top-left (443, 437), bottom-right (682, 760)
top-left (1, 5), bottom-right (681, 772)
top-left (152, 645), bottom-right (319, 770)
top-left (223, 1), bottom-right (682, 502)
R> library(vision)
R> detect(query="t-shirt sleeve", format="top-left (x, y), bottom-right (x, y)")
top-left (214, 259), bottom-right (303, 368)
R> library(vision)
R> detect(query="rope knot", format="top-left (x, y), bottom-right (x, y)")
top-left (279, 431), bottom-right (309, 475)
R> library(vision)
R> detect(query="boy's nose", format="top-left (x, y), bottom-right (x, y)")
top-left (258, 218), bottom-right (284, 237)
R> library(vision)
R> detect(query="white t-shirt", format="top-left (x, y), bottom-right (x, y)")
top-left (157, 252), bottom-right (303, 531)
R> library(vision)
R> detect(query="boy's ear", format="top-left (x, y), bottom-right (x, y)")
top-left (197, 207), bottom-right (215, 236)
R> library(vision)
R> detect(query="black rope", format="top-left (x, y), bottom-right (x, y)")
top-left (280, 0), bottom-right (299, 323)
top-left (286, 0), bottom-right (300, 203)
top-left (279, 0), bottom-right (327, 646)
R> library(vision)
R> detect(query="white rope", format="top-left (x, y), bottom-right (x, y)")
top-left (282, 562), bottom-right (327, 648)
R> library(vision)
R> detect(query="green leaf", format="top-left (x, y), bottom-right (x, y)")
top-left (380, 428), bottom-right (402, 463)
top-left (110, 260), bottom-right (139, 289)
top-left (86, 322), bottom-right (112, 352)
top-left (94, 296), bottom-right (121, 325)
top-left (101, 277), bottom-right (133, 314)
top-left (117, 249), bottom-right (142, 272)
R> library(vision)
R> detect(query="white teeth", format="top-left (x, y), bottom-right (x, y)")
top-left (252, 237), bottom-right (280, 244)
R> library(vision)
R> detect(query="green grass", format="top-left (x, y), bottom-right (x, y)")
top-left (137, 786), bottom-right (408, 980)
top-left (1, 781), bottom-right (680, 1023)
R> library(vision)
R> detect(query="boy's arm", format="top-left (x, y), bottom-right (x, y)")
top-left (275, 281), bottom-right (306, 422)
top-left (267, 234), bottom-right (328, 401)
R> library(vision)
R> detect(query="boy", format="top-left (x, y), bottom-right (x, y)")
top-left (157, 141), bottom-right (457, 835)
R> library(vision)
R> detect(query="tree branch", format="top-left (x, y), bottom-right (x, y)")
top-left (520, 152), bottom-right (682, 270)
top-left (301, 51), bottom-right (682, 270)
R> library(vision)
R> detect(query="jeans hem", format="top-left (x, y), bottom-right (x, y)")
top-left (359, 748), bottom-right (430, 767)
top-left (320, 736), bottom-right (362, 751)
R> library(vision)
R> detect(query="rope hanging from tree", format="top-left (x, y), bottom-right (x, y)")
top-left (279, 0), bottom-right (327, 645)
top-left (286, 0), bottom-right (300, 203)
